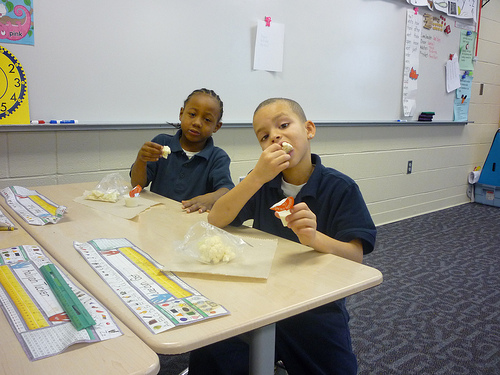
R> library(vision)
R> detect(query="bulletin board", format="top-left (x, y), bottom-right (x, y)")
top-left (0, 0), bottom-right (477, 124)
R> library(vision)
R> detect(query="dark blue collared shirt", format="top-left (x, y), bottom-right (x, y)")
top-left (232, 154), bottom-right (376, 254)
top-left (131, 130), bottom-right (234, 201)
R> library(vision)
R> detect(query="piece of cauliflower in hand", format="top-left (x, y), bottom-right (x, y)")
top-left (198, 235), bottom-right (236, 264)
top-left (162, 145), bottom-right (171, 159)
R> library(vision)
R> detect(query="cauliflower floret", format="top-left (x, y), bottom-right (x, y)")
top-left (84, 189), bottom-right (120, 202)
top-left (162, 145), bottom-right (171, 159)
top-left (281, 142), bottom-right (293, 154)
top-left (198, 235), bottom-right (236, 264)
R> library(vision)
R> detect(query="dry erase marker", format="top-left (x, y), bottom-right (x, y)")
top-left (397, 119), bottom-right (407, 122)
top-left (50, 120), bottom-right (78, 124)
top-left (30, 120), bottom-right (45, 124)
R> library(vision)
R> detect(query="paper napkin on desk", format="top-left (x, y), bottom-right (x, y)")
top-left (74, 195), bottom-right (161, 219)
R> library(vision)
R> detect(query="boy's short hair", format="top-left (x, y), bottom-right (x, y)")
top-left (185, 88), bottom-right (224, 122)
top-left (254, 98), bottom-right (307, 123)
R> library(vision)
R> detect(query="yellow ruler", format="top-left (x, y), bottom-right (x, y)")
top-left (120, 247), bottom-right (192, 298)
top-left (0, 265), bottom-right (49, 330)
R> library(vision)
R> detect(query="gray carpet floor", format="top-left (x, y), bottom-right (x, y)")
top-left (158, 202), bottom-right (500, 374)
top-left (349, 202), bottom-right (500, 374)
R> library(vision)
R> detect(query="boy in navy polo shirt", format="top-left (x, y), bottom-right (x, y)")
top-left (188, 98), bottom-right (376, 375)
top-left (130, 88), bottom-right (234, 213)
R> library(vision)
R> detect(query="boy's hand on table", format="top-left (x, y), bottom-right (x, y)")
top-left (253, 144), bottom-right (290, 184)
top-left (182, 194), bottom-right (213, 214)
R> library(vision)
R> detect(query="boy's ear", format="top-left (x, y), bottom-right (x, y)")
top-left (305, 120), bottom-right (316, 140)
top-left (213, 121), bottom-right (223, 133)
top-left (179, 107), bottom-right (184, 121)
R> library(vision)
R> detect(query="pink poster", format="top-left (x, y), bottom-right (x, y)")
top-left (0, 0), bottom-right (34, 46)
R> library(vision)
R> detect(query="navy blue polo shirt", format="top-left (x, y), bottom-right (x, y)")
top-left (232, 154), bottom-right (376, 254)
top-left (132, 130), bottom-right (234, 201)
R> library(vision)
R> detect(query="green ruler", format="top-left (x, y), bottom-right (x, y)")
top-left (40, 264), bottom-right (96, 331)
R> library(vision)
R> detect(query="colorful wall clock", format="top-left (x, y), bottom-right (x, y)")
top-left (0, 45), bottom-right (30, 124)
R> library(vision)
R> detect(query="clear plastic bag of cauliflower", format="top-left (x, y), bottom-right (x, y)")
top-left (176, 221), bottom-right (245, 265)
top-left (83, 173), bottom-right (130, 203)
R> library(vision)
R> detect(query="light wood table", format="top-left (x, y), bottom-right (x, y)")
top-left (1, 182), bottom-right (383, 375)
top-left (0, 208), bottom-right (160, 375)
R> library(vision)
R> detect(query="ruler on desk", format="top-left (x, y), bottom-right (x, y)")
top-left (120, 246), bottom-right (192, 298)
top-left (40, 264), bottom-right (96, 331)
top-left (0, 265), bottom-right (49, 330)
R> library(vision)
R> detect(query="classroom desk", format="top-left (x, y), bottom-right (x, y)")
top-left (1, 182), bottom-right (383, 375)
top-left (0, 208), bottom-right (160, 375)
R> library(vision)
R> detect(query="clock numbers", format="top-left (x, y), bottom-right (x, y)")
top-left (0, 47), bottom-right (28, 120)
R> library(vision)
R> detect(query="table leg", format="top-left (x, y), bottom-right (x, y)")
top-left (248, 323), bottom-right (276, 375)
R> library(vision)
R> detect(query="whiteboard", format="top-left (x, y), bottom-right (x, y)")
top-left (2, 0), bottom-right (475, 124)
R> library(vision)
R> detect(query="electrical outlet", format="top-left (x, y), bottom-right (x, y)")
top-left (407, 161), bottom-right (413, 174)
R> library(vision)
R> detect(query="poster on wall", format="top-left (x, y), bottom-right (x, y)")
top-left (433, 0), bottom-right (478, 20)
top-left (253, 17), bottom-right (285, 72)
top-left (406, 0), bottom-right (479, 21)
top-left (402, 9), bottom-right (423, 117)
top-left (0, 46), bottom-right (30, 124)
top-left (0, 0), bottom-right (34, 46)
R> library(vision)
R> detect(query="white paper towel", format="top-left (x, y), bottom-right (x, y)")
top-left (468, 170), bottom-right (481, 184)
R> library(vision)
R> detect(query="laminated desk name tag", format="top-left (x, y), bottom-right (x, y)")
top-left (0, 245), bottom-right (122, 361)
top-left (0, 186), bottom-right (67, 225)
top-left (74, 238), bottom-right (230, 335)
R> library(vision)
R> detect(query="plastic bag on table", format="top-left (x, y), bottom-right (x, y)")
top-left (175, 221), bottom-right (245, 265)
top-left (83, 173), bottom-right (129, 203)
